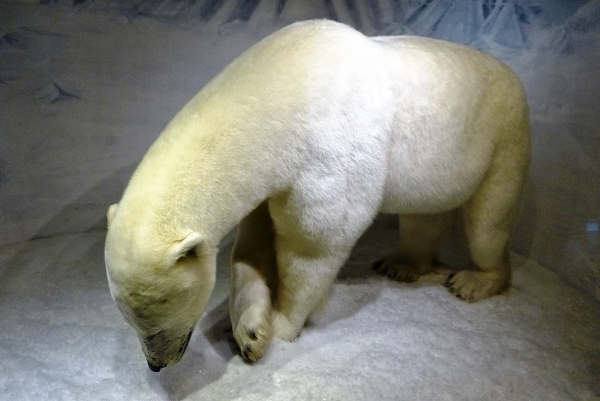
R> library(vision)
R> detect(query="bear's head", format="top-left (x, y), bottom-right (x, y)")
top-left (104, 204), bottom-right (217, 372)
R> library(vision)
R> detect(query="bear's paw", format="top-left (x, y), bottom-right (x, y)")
top-left (233, 303), bottom-right (271, 363)
top-left (372, 253), bottom-right (439, 283)
top-left (444, 270), bottom-right (510, 303)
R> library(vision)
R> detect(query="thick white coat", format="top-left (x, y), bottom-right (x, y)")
top-left (105, 20), bottom-right (530, 369)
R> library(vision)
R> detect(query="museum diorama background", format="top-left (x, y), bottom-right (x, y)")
top-left (0, 1), bottom-right (599, 400)
top-left (1, 0), bottom-right (598, 299)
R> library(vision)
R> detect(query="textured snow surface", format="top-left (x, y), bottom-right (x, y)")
top-left (0, 220), bottom-right (599, 400)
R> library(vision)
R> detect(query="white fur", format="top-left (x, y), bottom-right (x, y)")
top-left (105, 20), bottom-right (530, 369)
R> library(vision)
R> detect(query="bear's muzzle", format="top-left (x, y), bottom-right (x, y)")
top-left (143, 329), bottom-right (193, 372)
top-left (147, 360), bottom-right (166, 372)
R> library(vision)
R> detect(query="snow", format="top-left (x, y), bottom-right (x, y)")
top-left (1, 0), bottom-right (599, 399)
top-left (1, 219), bottom-right (599, 400)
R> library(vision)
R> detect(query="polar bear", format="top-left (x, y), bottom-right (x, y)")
top-left (104, 20), bottom-right (530, 371)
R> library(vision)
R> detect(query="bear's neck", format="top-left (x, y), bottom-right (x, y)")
top-left (120, 107), bottom-right (301, 246)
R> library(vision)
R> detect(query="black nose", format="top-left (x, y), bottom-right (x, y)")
top-left (147, 361), bottom-right (162, 372)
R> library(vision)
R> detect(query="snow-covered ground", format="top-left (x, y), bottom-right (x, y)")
top-left (1, 220), bottom-right (599, 400)
top-left (1, 1), bottom-right (599, 400)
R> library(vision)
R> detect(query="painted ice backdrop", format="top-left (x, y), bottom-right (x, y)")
top-left (1, 0), bottom-right (598, 298)
top-left (0, 1), bottom-right (599, 400)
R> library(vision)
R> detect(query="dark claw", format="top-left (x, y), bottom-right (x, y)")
top-left (247, 329), bottom-right (258, 340)
top-left (241, 344), bottom-right (256, 363)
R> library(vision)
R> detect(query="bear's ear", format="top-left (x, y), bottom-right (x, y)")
top-left (107, 204), bottom-right (118, 228)
top-left (169, 232), bottom-right (204, 264)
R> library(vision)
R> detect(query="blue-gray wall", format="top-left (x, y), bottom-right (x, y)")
top-left (0, 0), bottom-right (598, 298)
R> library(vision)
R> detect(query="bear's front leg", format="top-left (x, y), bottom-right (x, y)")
top-left (230, 202), bottom-right (277, 362)
top-left (271, 242), bottom-right (348, 342)
top-left (230, 261), bottom-right (273, 362)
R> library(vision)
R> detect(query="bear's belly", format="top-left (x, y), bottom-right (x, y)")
top-left (378, 138), bottom-right (492, 214)
top-left (379, 175), bottom-right (480, 214)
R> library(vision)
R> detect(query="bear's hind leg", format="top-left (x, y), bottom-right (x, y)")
top-left (444, 204), bottom-right (512, 303)
top-left (373, 211), bottom-right (455, 282)
top-left (444, 142), bottom-right (528, 302)
top-left (230, 201), bottom-right (277, 362)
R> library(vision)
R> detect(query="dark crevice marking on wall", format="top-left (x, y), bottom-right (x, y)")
top-left (199, 0), bottom-right (225, 20)
top-left (0, 159), bottom-right (6, 191)
top-left (226, 0), bottom-right (261, 22)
